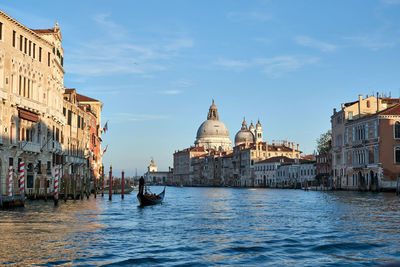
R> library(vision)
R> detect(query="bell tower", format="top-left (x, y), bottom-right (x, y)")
top-left (255, 120), bottom-right (263, 143)
top-left (207, 99), bottom-right (219, 120)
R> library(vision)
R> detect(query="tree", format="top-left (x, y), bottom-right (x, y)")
top-left (316, 130), bottom-right (332, 154)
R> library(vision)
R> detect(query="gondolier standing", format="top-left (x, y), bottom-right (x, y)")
top-left (139, 176), bottom-right (145, 195)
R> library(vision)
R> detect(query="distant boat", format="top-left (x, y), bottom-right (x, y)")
top-left (104, 185), bottom-right (136, 194)
top-left (137, 187), bottom-right (165, 206)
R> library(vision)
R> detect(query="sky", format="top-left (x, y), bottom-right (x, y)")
top-left (3, 0), bottom-right (400, 176)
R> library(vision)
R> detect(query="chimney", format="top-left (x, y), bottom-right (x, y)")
top-left (341, 103), bottom-right (345, 109)
top-left (297, 144), bottom-right (299, 151)
top-left (333, 108), bottom-right (337, 114)
top-left (376, 92), bottom-right (379, 113)
top-left (292, 142), bottom-right (295, 153)
top-left (358, 94), bottom-right (362, 117)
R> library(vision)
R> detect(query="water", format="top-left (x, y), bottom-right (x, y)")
top-left (1, 188), bottom-right (400, 266)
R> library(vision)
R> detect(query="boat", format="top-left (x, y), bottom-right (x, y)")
top-left (137, 187), bottom-right (165, 206)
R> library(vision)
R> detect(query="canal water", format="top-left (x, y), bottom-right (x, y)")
top-left (1, 187), bottom-right (400, 266)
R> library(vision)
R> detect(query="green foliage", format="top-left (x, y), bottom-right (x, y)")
top-left (316, 130), bottom-right (332, 154)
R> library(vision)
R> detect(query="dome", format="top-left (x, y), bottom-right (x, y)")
top-left (194, 100), bottom-right (232, 151)
top-left (235, 129), bottom-right (254, 146)
top-left (249, 122), bottom-right (255, 131)
top-left (196, 120), bottom-right (230, 139)
top-left (256, 120), bottom-right (262, 129)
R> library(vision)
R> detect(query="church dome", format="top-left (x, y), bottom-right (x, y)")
top-left (234, 118), bottom-right (255, 146)
top-left (195, 100), bottom-right (232, 151)
top-left (196, 120), bottom-right (230, 139)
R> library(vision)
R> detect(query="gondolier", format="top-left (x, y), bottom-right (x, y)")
top-left (137, 176), bottom-right (165, 206)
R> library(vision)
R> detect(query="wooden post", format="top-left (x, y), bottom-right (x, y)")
top-left (121, 170), bottom-right (125, 200)
top-left (109, 166), bottom-right (112, 201)
top-left (63, 175), bottom-right (68, 202)
top-left (86, 176), bottom-right (89, 199)
top-left (44, 176), bottom-right (47, 202)
top-left (94, 171), bottom-right (97, 199)
top-left (101, 165), bottom-right (104, 197)
top-left (80, 175), bottom-right (84, 200)
top-left (54, 166), bottom-right (59, 206)
top-left (73, 175), bottom-right (76, 200)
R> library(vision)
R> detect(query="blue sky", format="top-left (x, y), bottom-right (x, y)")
top-left (3, 0), bottom-right (400, 176)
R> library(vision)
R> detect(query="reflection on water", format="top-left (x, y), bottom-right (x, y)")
top-left (1, 188), bottom-right (400, 266)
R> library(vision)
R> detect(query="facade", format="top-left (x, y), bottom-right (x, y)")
top-left (0, 10), bottom-right (102, 204)
top-left (144, 159), bottom-right (173, 185)
top-left (342, 103), bottom-right (400, 191)
top-left (331, 94), bottom-right (399, 189)
top-left (315, 151), bottom-right (332, 187)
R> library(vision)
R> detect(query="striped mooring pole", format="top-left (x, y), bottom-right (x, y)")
top-left (19, 161), bottom-right (25, 197)
top-left (109, 166), bottom-right (112, 201)
top-left (8, 166), bottom-right (13, 197)
top-left (54, 167), bottom-right (59, 206)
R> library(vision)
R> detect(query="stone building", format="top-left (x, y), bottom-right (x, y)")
top-left (331, 94), bottom-right (399, 189)
top-left (173, 101), bottom-right (303, 187)
top-left (144, 159), bottom-right (172, 185)
top-left (0, 10), bottom-right (102, 204)
top-left (342, 103), bottom-right (400, 191)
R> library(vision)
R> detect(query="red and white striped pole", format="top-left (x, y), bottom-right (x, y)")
top-left (19, 161), bottom-right (25, 197)
top-left (54, 166), bottom-right (59, 206)
top-left (8, 166), bottom-right (13, 197)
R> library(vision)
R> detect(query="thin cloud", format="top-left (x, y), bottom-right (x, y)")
top-left (115, 113), bottom-right (169, 122)
top-left (344, 35), bottom-right (396, 51)
top-left (161, 90), bottom-right (182, 95)
top-left (380, 0), bottom-right (400, 4)
top-left (215, 55), bottom-right (319, 78)
top-left (171, 79), bottom-right (193, 88)
top-left (214, 59), bottom-right (249, 72)
top-left (64, 13), bottom-right (194, 78)
top-left (295, 35), bottom-right (337, 52)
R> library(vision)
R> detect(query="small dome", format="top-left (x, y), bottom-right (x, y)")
top-left (256, 120), bottom-right (262, 129)
top-left (235, 128), bottom-right (254, 146)
top-left (249, 122), bottom-right (255, 131)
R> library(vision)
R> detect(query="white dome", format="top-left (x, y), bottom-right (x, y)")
top-left (194, 101), bottom-right (232, 151)
top-left (196, 120), bottom-right (230, 139)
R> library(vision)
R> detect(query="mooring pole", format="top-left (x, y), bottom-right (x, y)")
top-left (54, 166), bottom-right (59, 206)
top-left (121, 170), bottom-right (125, 200)
top-left (109, 166), bottom-right (112, 201)
top-left (101, 165), bottom-right (104, 197)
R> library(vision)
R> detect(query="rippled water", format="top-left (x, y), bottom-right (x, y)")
top-left (1, 188), bottom-right (400, 266)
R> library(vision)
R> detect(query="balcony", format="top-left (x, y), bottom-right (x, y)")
top-left (53, 141), bottom-right (62, 153)
top-left (19, 141), bottom-right (41, 153)
top-left (66, 155), bottom-right (86, 165)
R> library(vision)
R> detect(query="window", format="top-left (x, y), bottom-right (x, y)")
top-left (367, 100), bottom-right (370, 108)
top-left (20, 35), bottom-right (23, 51)
top-left (0, 22), bottom-right (2, 40)
top-left (28, 40), bottom-right (31, 56)
top-left (33, 43), bottom-right (36, 58)
top-left (348, 112), bottom-right (353, 120)
top-left (18, 75), bottom-right (22, 95)
top-left (394, 121), bottom-right (400, 139)
top-left (374, 121), bottom-right (378, 138)
top-left (39, 47), bottom-right (42, 62)
top-left (67, 110), bottom-right (72, 125)
top-left (12, 31), bottom-right (16, 47)
top-left (63, 107), bottom-right (66, 116)
top-left (395, 147), bottom-right (400, 164)
top-left (48, 52), bottom-right (50, 66)
top-left (24, 37), bottom-right (27, 54)
top-left (77, 115), bottom-right (81, 128)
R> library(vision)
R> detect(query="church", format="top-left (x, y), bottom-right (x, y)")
top-left (172, 101), bottom-right (302, 187)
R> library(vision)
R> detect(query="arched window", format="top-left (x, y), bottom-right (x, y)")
top-left (394, 147), bottom-right (400, 164)
top-left (394, 121), bottom-right (400, 139)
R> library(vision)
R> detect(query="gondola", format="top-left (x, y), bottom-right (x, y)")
top-left (137, 186), bottom-right (165, 206)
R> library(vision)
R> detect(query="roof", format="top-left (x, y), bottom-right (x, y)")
top-left (64, 88), bottom-right (76, 94)
top-left (301, 154), bottom-right (314, 160)
top-left (31, 28), bottom-right (60, 34)
top-left (256, 156), bottom-right (296, 164)
top-left (76, 93), bottom-right (100, 102)
top-left (379, 103), bottom-right (400, 116)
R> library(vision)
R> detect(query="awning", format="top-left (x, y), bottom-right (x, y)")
top-left (18, 108), bottom-right (39, 122)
